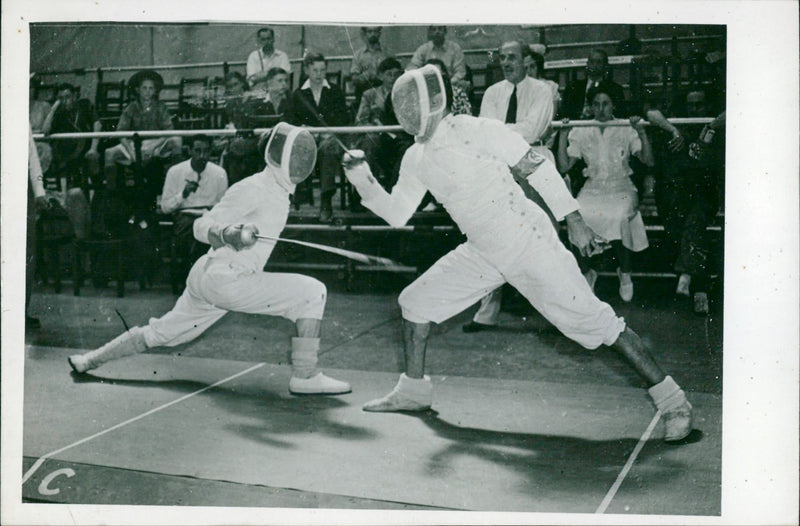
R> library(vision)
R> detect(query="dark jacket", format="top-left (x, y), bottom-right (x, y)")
top-left (285, 83), bottom-right (349, 128)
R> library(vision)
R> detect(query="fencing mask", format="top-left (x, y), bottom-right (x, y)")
top-left (264, 122), bottom-right (318, 187)
top-left (391, 64), bottom-right (447, 142)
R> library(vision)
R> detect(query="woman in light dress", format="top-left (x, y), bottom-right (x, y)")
top-left (557, 86), bottom-right (654, 302)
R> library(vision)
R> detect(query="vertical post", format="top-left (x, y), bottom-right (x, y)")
top-left (95, 68), bottom-right (104, 111)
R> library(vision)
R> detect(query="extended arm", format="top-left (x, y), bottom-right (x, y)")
top-left (511, 147), bottom-right (607, 256)
top-left (193, 185), bottom-right (259, 250)
top-left (511, 148), bottom-right (578, 221)
top-left (342, 150), bottom-right (427, 228)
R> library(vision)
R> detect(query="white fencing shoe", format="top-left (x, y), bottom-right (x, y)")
top-left (289, 372), bottom-right (351, 395)
top-left (662, 399), bottom-right (694, 442)
top-left (648, 375), bottom-right (694, 442)
top-left (363, 373), bottom-right (432, 412)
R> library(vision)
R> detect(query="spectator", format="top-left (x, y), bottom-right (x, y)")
top-left (524, 48), bottom-right (561, 116)
top-left (560, 49), bottom-right (625, 120)
top-left (464, 40), bottom-right (559, 332)
top-left (41, 83), bottom-right (102, 195)
top-left (425, 59), bottom-right (471, 116)
top-left (160, 134), bottom-right (228, 292)
top-left (352, 57), bottom-right (403, 210)
top-left (350, 26), bottom-right (389, 109)
top-left (407, 26), bottom-right (467, 87)
top-left (246, 27), bottom-right (291, 91)
top-left (27, 125), bottom-right (49, 329)
top-left (480, 41), bottom-right (554, 159)
top-left (223, 135), bottom-right (264, 187)
top-left (29, 75), bottom-right (53, 182)
top-left (249, 67), bottom-right (291, 121)
top-left (557, 85), bottom-right (654, 302)
top-left (646, 89), bottom-right (725, 315)
top-left (222, 71), bottom-right (251, 130)
top-left (285, 52), bottom-right (350, 223)
top-left (103, 69), bottom-right (182, 192)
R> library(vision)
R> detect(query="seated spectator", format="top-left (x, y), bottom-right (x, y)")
top-left (350, 26), bottom-right (389, 109)
top-left (352, 57), bottom-right (403, 210)
top-left (103, 70), bottom-right (182, 191)
top-left (524, 47), bottom-right (561, 116)
top-left (223, 135), bottom-right (264, 187)
top-left (646, 89), bottom-right (725, 315)
top-left (557, 86), bottom-right (654, 302)
top-left (223, 69), bottom-right (289, 130)
top-left (29, 75), bottom-right (53, 182)
top-left (246, 27), bottom-right (291, 91)
top-left (559, 49), bottom-right (625, 120)
top-left (425, 58), bottom-right (471, 116)
top-left (407, 26), bottom-right (467, 87)
top-left (222, 71), bottom-right (251, 130)
top-left (247, 67), bottom-right (290, 124)
top-left (285, 52), bottom-right (350, 223)
top-left (41, 83), bottom-right (102, 196)
top-left (160, 134), bottom-right (228, 291)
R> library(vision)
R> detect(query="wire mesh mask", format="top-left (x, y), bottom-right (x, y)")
top-left (391, 64), bottom-right (446, 142)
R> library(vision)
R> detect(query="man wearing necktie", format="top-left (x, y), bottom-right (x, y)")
top-left (466, 41), bottom-right (564, 333)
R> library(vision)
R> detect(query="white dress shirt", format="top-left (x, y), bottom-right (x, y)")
top-left (480, 77), bottom-right (554, 145)
top-left (160, 159), bottom-right (228, 214)
top-left (246, 48), bottom-right (291, 86)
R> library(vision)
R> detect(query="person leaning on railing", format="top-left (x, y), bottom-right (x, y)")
top-left (557, 85), bottom-right (654, 303)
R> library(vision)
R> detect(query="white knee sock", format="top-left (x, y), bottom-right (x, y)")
top-left (648, 375), bottom-right (688, 412)
top-left (291, 337), bottom-right (319, 379)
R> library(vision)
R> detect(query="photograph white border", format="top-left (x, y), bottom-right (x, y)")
top-left (3, 1), bottom-right (798, 524)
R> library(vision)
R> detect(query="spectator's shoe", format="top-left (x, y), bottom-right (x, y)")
top-left (318, 207), bottom-right (333, 224)
top-left (363, 373), bottom-right (432, 412)
top-left (693, 292), bottom-right (709, 316)
top-left (583, 269), bottom-right (598, 292)
top-left (289, 372), bottom-right (351, 395)
top-left (462, 321), bottom-right (494, 333)
top-left (648, 375), bottom-right (693, 442)
top-left (26, 316), bottom-right (41, 330)
top-left (676, 273), bottom-right (691, 297)
top-left (617, 268), bottom-right (634, 302)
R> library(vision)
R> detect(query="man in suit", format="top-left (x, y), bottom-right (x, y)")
top-left (559, 49), bottom-right (626, 120)
top-left (285, 52), bottom-right (350, 223)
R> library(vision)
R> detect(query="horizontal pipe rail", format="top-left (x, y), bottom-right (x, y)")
top-left (31, 118), bottom-right (715, 141)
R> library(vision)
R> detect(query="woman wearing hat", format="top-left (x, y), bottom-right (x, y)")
top-left (103, 69), bottom-right (182, 187)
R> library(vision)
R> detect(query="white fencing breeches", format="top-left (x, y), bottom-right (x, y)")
top-left (399, 223), bottom-right (625, 350)
top-left (142, 255), bottom-right (327, 348)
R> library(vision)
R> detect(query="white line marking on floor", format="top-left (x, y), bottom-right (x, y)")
top-left (595, 410), bottom-right (661, 514)
top-left (22, 362), bottom-right (265, 485)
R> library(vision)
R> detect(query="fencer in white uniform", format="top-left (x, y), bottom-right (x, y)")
top-left (343, 65), bottom-right (692, 442)
top-left (69, 123), bottom-right (350, 395)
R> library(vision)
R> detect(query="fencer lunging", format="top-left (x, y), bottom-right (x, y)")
top-left (69, 123), bottom-right (350, 395)
top-left (342, 65), bottom-right (692, 441)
